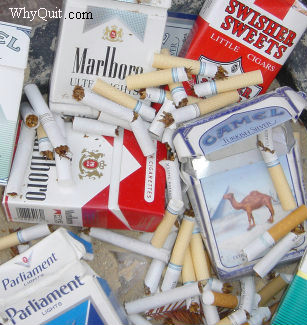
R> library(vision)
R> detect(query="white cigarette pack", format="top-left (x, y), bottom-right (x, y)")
top-left (49, 0), bottom-right (171, 117)
top-left (0, 21), bottom-right (31, 185)
top-left (0, 228), bottom-right (129, 325)
top-left (174, 87), bottom-right (307, 280)
top-left (3, 123), bottom-right (166, 231)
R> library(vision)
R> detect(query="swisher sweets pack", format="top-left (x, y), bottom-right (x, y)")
top-left (174, 87), bottom-right (307, 280)
top-left (180, 0), bottom-right (307, 100)
top-left (3, 124), bottom-right (166, 231)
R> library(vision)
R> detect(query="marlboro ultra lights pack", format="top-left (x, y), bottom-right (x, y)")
top-left (180, 0), bottom-right (307, 100)
top-left (3, 123), bottom-right (166, 231)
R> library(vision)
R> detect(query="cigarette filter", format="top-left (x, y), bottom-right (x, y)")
top-left (126, 67), bottom-right (189, 90)
top-left (0, 224), bottom-right (50, 251)
top-left (202, 290), bottom-right (239, 309)
top-left (152, 53), bottom-right (218, 77)
top-left (257, 129), bottom-right (296, 211)
top-left (151, 199), bottom-right (184, 248)
top-left (36, 124), bottom-right (54, 160)
top-left (182, 246), bottom-right (196, 285)
top-left (128, 314), bottom-right (153, 325)
top-left (73, 116), bottom-right (119, 137)
top-left (239, 276), bottom-right (255, 314)
top-left (140, 87), bottom-right (169, 104)
top-left (194, 70), bottom-right (263, 97)
top-left (258, 274), bottom-right (293, 307)
top-left (6, 123), bottom-right (36, 196)
top-left (92, 79), bottom-right (155, 122)
top-left (20, 102), bottom-right (39, 129)
top-left (216, 309), bottom-right (247, 325)
top-left (90, 227), bottom-right (170, 263)
top-left (253, 232), bottom-right (304, 278)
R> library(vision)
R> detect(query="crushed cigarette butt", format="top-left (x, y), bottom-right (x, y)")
top-left (55, 145), bottom-right (70, 158)
top-left (159, 111), bottom-right (174, 127)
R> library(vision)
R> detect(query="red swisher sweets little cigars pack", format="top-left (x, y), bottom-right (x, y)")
top-left (180, 0), bottom-right (307, 100)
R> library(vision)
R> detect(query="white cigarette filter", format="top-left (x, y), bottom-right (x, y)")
top-left (216, 309), bottom-right (247, 325)
top-left (257, 128), bottom-right (296, 211)
top-left (130, 114), bottom-right (156, 157)
top-left (125, 281), bottom-right (204, 315)
top-left (140, 87), bottom-right (168, 104)
top-left (151, 199), bottom-right (185, 249)
top-left (128, 314), bottom-right (153, 325)
top-left (0, 224), bottom-right (51, 251)
top-left (126, 67), bottom-right (190, 90)
top-left (89, 227), bottom-right (170, 263)
top-left (20, 101), bottom-right (39, 129)
top-left (36, 124), bottom-right (54, 160)
top-left (194, 70), bottom-right (263, 97)
top-left (55, 153), bottom-right (73, 187)
top-left (149, 98), bottom-right (175, 140)
top-left (6, 123), bottom-right (36, 196)
top-left (92, 79), bottom-right (156, 122)
top-left (239, 276), bottom-right (255, 315)
top-left (253, 232), bottom-right (304, 278)
top-left (98, 111), bottom-right (132, 131)
top-left (144, 231), bottom-right (177, 295)
top-left (73, 116), bottom-right (119, 137)
top-left (247, 307), bottom-right (271, 325)
top-left (241, 205), bottom-right (307, 262)
top-left (24, 84), bottom-right (68, 156)
top-left (152, 53), bottom-right (219, 78)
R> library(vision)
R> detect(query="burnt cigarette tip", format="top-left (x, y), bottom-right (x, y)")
top-left (215, 66), bottom-right (228, 80)
top-left (132, 112), bottom-right (139, 122)
top-left (144, 285), bottom-right (151, 296)
top-left (185, 67), bottom-right (193, 80)
top-left (222, 283), bottom-right (233, 294)
top-left (176, 98), bottom-right (188, 108)
top-left (138, 88), bottom-right (146, 100)
top-left (73, 85), bottom-right (85, 101)
top-left (55, 145), bottom-right (69, 158)
top-left (158, 111), bottom-right (174, 127)
top-left (189, 302), bottom-right (200, 313)
top-left (115, 126), bottom-right (120, 136)
top-left (42, 150), bottom-right (54, 161)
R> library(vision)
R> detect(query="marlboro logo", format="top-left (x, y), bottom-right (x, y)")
top-left (102, 26), bottom-right (123, 42)
top-left (79, 149), bottom-right (106, 180)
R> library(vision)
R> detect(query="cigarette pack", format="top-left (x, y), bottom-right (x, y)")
top-left (0, 227), bottom-right (129, 325)
top-left (174, 87), bottom-right (307, 280)
top-left (3, 123), bottom-right (166, 231)
top-left (49, 0), bottom-right (171, 117)
top-left (0, 21), bottom-right (31, 185)
top-left (180, 0), bottom-right (307, 99)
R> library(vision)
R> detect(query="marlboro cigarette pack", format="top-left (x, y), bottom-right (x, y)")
top-left (3, 123), bottom-right (166, 231)
top-left (0, 21), bottom-right (31, 185)
top-left (180, 0), bottom-right (307, 100)
top-left (0, 228), bottom-right (129, 325)
top-left (49, 0), bottom-right (171, 117)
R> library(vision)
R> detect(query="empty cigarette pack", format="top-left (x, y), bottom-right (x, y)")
top-left (174, 87), bottom-right (307, 280)
top-left (3, 123), bottom-right (166, 231)
top-left (180, 0), bottom-right (307, 99)
top-left (0, 227), bottom-right (129, 325)
top-left (49, 0), bottom-right (171, 117)
top-left (0, 21), bottom-right (31, 185)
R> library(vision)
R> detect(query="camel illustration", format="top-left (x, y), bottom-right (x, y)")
top-left (223, 191), bottom-right (274, 230)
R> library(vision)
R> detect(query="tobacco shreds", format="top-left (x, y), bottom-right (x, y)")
top-left (138, 88), bottom-right (146, 100)
top-left (41, 150), bottom-right (54, 160)
top-left (184, 209), bottom-right (195, 217)
top-left (115, 127), bottom-right (120, 136)
top-left (55, 145), bottom-right (69, 158)
top-left (73, 85), bottom-right (85, 101)
top-left (144, 285), bottom-right (151, 296)
top-left (185, 67), bottom-right (193, 80)
top-left (159, 111), bottom-right (174, 127)
top-left (132, 112), bottom-right (138, 122)
top-left (177, 98), bottom-right (188, 108)
top-left (215, 65), bottom-right (228, 80)
top-left (222, 283), bottom-right (233, 294)
top-left (26, 115), bottom-right (39, 128)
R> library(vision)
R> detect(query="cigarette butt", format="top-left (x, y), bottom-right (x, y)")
top-left (194, 70), bottom-right (263, 97)
top-left (268, 204), bottom-right (307, 241)
top-left (258, 275), bottom-right (291, 306)
top-left (216, 309), bottom-right (247, 325)
top-left (36, 124), bottom-right (54, 160)
top-left (73, 116), bottom-right (119, 137)
top-left (151, 199), bottom-right (184, 248)
top-left (202, 290), bottom-right (239, 309)
top-left (126, 67), bottom-right (189, 90)
top-left (239, 276), bottom-right (255, 314)
top-left (202, 303), bottom-right (220, 325)
top-left (20, 102), bottom-right (39, 129)
top-left (182, 245), bottom-right (196, 284)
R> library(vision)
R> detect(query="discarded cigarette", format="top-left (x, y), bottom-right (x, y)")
top-left (130, 113), bottom-right (156, 157)
top-left (125, 281), bottom-right (205, 314)
top-left (202, 290), bottom-right (239, 309)
top-left (24, 84), bottom-right (68, 157)
top-left (257, 128), bottom-right (296, 211)
top-left (151, 199), bottom-right (185, 248)
top-left (6, 123), bottom-right (36, 196)
top-left (90, 228), bottom-right (170, 263)
top-left (161, 124), bottom-right (177, 150)
top-left (167, 91), bottom-right (240, 126)
top-left (258, 273), bottom-right (293, 306)
top-left (126, 67), bottom-right (190, 90)
top-left (149, 98), bottom-right (175, 140)
top-left (208, 278), bottom-right (232, 294)
top-left (36, 124), bottom-right (54, 160)
top-left (20, 102), bottom-right (39, 129)
top-left (190, 224), bottom-right (211, 281)
top-left (98, 111), bottom-right (132, 131)
top-left (152, 53), bottom-right (220, 78)
top-left (216, 309), bottom-right (247, 325)
top-left (194, 70), bottom-right (263, 97)
top-left (161, 214), bottom-right (195, 291)
top-left (0, 224), bottom-right (51, 251)
top-left (92, 79), bottom-right (155, 121)
top-left (247, 307), bottom-right (271, 325)
top-left (241, 204), bottom-right (307, 261)
top-left (73, 116), bottom-right (119, 137)
top-left (253, 232), bottom-right (304, 278)
top-left (139, 87), bottom-right (169, 104)
top-left (202, 303), bottom-right (220, 325)
top-left (128, 314), bottom-right (153, 325)
top-left (144, 230), bottom-right (177, 295)
top-left (239, 276), bottom-right (255, 314)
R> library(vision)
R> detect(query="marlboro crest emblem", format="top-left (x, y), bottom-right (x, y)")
top-left (79, 149), bottom-right (106, 180)
top-left (102, 25), bottom-right (123, 42)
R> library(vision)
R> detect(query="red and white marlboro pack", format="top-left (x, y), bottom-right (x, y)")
top-left (3, 123), bottom-right (166, 231)
top-left (180, 0), bottom-right (307, 100)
